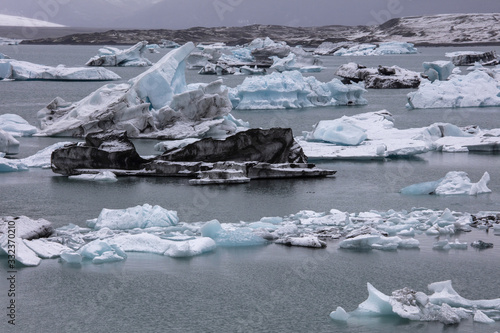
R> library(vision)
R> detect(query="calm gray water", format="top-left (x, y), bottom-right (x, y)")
top-left (0, 44), bottom-right (500, 332)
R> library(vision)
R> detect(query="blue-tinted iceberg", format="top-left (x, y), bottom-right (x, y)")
top-left (303, 118), bottom-right (367, 145)
top-left (0, 59), bottom-right (120, 81)
top-left (200, 220), bottom-right (268, 247)
top-left (86, 41), bottom-right (152, 67)
top-left (422, 61), bottom-right (455, 82)
top-left (270, 49), bottom-right (323, 73)
top-left (37, 42), bottom-right (243, 139)
top-left (330, 280), bottom-right (499, 325)
top-left (78, 239), bottom-right (127, 264)
top-left (228, 70), bottom-right (366, 110)
top-left (334, 42), bottom-right (417, 56)
top-left (407, 70), bottom-right (500, 109)
top-left (87, 204), bottom-right (179, 230)
top-left (401, 171), bottom-right (491, 196)
top-left (0, 114), bottom-right (37, 137)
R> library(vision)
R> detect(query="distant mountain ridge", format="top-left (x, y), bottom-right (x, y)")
top-left (21, 13), bottom-right (500, 46)
top-left (0, 13), bottom-right (65, 27)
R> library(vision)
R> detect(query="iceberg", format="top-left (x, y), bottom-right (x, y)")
top-left (445, 50), bottom-right (499, 66)
top-left (0, 129), bottom-right (20, 155)
top-left (69, 171), bottom-right (118, 182)
top-left (270, 49), bottom-right (323, 73)
top-left (78, 239), bottom-right (127, 264)
top-left (313, 42), bottom-right (355, 56)
top-left (59, 251), bottom-right (83, 264)
top-left (422, 61), bottom-right (455, 82)
top-left (333, 42), bottom-right (417, 56)
top-left (0, 154), bottom-right (28, 172)
top-left (19, 141), bottom-right (72, 168)
top-left (37, 42), bottom-right (241, 139)
top-left (24, 238), bottom-right (72, 259)
top-left (407, 70), bottom-right (500, 109)
top-left (401, 171), bottom-right (491, 196)
top-left (335, 63), bottom-right (421, 88)
top-left (0, 114), bottom-right (38, 137)
top-left (0, 235), bottom-right (41, 266)
top-left (303, 118), bottom-right (367, 145)
top-left (85, 41), bottom-right (152, 67)
top-left (275, 235), bottom-right (327, 248)
top-left (87, 204), bottom-right (179, 230)
top-left (164, 237), bottom-right (216, 258)
top-left (330, 280), bottom-right (499, 325)
top-left (228, 70), bottom-right (367, 110)
top-left (0, 59), bottom-right (120, 81)
top-left (200, 220), bottom-right (268, 247)
top-left (0, 216), bottom-right (54, 240)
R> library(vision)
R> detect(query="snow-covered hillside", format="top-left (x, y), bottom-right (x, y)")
top-left (0, 14), bottom-right (65, 27)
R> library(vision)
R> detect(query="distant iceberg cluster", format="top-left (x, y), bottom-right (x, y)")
top-left (331, 42), bottom-right (417, 56)
top-left (2, 205), bottom-right (498, 267)
top-left (330, 280), bottom-right (499, 325)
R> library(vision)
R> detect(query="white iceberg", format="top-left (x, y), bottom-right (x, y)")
top-left (164, 237), bottom-right (216, 258)
top-left (270, 49), bottom-right (323, 73)
top-left (78, 239), bottom-right (127, 264)
top-left (0, 235), bottom-right (41, 266)
top-left (37, 42), bottom-right (242, 139)
top-left (87, 204), bottom-right (179, 230)
top-left (407, 70), bottom-right (500, 109)
top-left (401, 171), bottom-right (491, 196)
top-left (0, 129), bottom-right (20, 155)
top-left (69, 171), bottom-right (118, 182)
top-left (86, 41), bottom-right (152, 67)
top-left (303, 118), bottom-right (367, 146)
top-left (200, 220), bottom-right (268, 247)
top-left (0, 59), bottom-right (121, 81)
top-left (0, 114), bottom-right (37, 137)
top-left (330, 280), bottom-right (499, 325)
top-left (334, 42), bottom-right (417, 56)
top-left (228, 70), bottom-right (366, 110)
top-left (275, 235), bottom-right (326, 248)
top-left (24, 238), bottom-right (72, 259)
top-left (422, 61), bottom-right (455, 82)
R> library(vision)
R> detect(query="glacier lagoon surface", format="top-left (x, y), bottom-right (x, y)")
top-left (1, 44), bottom-right (500, 332)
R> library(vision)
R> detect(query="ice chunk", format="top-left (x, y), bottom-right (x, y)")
top-left (0, 155), bottom-right (28, 172)
top-left (89, 204), bottom-right (179, 230)
top-left (23, 239), bottom-right (71, 259)
top-left (59, 251), bottom-right (82, 264)
top-left (86, 41), bottom-right (152, 67)
top-left (422, 61), bottom-right (455, 82)
top-left (111, 233), bottom-right (172, 254)
top-left (229, 70), bottom-right (367, 110)
top-left (0, 129), bottom-right (20, 155)
top-left (329, 307), bottom-right (350, 321)
top-left (0, 235), bottom-right (41, 266)
top-left (200, 220), bottom-right (267, 247)
top-left (0, 216), bottom-right (54, 240)
top-left (270, 53), bottom-right (323, 73)
top-left (304, 118), bottom-right (367, 145)
top-left (339, 234), bottom-right (381, 250)
top-left (78, 239), bottom-right (127, 263)
top-left (474, 310), bottom-right (495, 323)
top-left (333, 42), bottom-right (417, 56)
top-left (0, 59), bottom-right (121, 81)
top-left (164, 237), bottom-right (216, 257)
top-left (275, 235), bottom-right (327, 248)
top-left (407, 70), bottom-right (500, 109)
top-left (0, 114), bottom-right (37, 137)
top-left (401, 171), bottom-right (491, 196)
top-left (446, 50), bottom-right (499, 66)
top-left (69, 171), bottom-right (118, 182)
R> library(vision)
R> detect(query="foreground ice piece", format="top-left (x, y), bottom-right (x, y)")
top-left (228, 70), bottom-right (367, 110)
top-left (0, 216), bottom-right (54, 240)
top-left (401, 171), bottom-right (491, 196)
top-left (37, 42), bottom-right (239, 139)
top-left (87, 204), bottom-right (179, 230)
top-left (0, 154), bottom-right (27, 172)
top-left (407, 70), bottom-right (500, 109)
top-left (0, 59), bottom-right (120, 81)
top-left (0, 235), bottom-right (41, 266)
top-left (86, 41), bottom-right (152, 67)
top-left (0, 114), bottom-right (38, 137)
top-left (330, 280), bottom-right (499, 325)
top-left (0, 129), bottom-right (20, 155)
top-left (335, 63), bottom-right (421, 88)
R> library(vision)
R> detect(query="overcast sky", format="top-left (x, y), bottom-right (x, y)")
top-left (2, 0), bottom-right (500, 29)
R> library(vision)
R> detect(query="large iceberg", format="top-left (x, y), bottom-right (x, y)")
top-left (37, 42), bottom-right (244, 139)
top-left (422, 61), bottom-right (455, 82)
top-left (330, 280), bottom-right (499, 325)
top-left (85, 41), bottom-right (152, 67)
top-left (407, 70), bottom-right (500, 109)
top-left (0, 59), bottom-right (120, 81)
top-left (228, 70), bottom-right (367, 110)
top-left (334, 42), bottom-right (417, 56)
top-left (401, 171), bottom-right (491, 196)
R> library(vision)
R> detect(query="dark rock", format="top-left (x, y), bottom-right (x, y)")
top-left (450, 51), bottom-right (498, 66)
top-left (378, 65), bottom-right (396, 75)
top-left (471, 240), bottom-right (494, 249)
top-left (158, 128), bottom-right (307, 164)
top-left (51, 131), bottom-right (149, 175)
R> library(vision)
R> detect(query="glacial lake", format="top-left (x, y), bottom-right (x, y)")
top-left (0, 44), bottom-right (499, 332)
